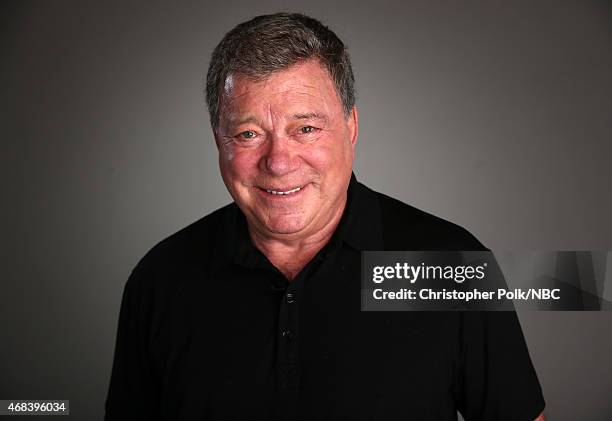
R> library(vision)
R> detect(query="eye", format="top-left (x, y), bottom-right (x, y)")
top-left (299, 126), bottom-right (316, 134)
top-left (239, 130), bottom-right (257, 139)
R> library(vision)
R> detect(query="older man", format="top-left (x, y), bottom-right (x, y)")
top-left (105, 13), bottom-right (545, 421)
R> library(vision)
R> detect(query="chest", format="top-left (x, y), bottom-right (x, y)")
top-left (150, 258), bottom-right (462, 420)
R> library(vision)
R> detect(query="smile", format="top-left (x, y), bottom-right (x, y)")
top-left (256, 184), bottom-right (306, 196)
top-left (265, 187), bottom-right (301, 195)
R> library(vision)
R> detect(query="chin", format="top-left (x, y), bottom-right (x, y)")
top-left (262, 214), bottom-right (310, 235)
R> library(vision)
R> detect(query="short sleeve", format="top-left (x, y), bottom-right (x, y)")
top-left (105, 263), bottom-right (159, 420)
top-left (455, 311), bottom-right (545, 421)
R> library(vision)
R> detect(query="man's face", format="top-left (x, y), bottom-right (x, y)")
top-left (214, 59), bottom-right (358, 239)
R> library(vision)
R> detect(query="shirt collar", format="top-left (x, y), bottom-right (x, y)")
top-left (209, 172), bottom-right (384, 275)
top-left (342, 172), bottom-right (384, 251)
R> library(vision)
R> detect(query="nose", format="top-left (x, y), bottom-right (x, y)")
top-left (260, 135), bottom-right (300, 176)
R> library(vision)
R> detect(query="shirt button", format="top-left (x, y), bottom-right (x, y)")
top-left (286, 293), bottom-right (295, 304)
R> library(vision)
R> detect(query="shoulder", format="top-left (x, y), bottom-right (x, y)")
top-left (126, 203), bottom-right (235, 293)
top-left (361, 183), bottom-right (486, 251)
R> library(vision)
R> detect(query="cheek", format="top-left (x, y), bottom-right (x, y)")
top-left (307, 137), bottom-right (353, 172)
top-left (220, 147), bottom-right (260, 182)
top-left (302, 148), bottom-right (328, 171)
top-left (222, 148), bottom-right (235, 162)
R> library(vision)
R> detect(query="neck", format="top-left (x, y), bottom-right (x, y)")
top-left (248, 193), bottom-right (347, 281)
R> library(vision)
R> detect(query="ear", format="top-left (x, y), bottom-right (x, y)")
top-left (347, 105), bottom-right (359, 150)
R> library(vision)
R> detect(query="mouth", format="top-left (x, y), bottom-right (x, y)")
top-left (255, 184), bottom-right (307, 197)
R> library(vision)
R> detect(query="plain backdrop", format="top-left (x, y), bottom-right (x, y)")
top-left (2, 1), bottom-right (612, 419)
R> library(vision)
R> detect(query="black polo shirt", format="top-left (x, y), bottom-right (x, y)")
top-left (105, 173), bottom-right (545, 420)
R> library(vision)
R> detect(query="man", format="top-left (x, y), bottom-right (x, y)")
top-left (105, 13), bottom-right (545, 420)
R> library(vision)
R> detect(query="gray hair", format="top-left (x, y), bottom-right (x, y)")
top-left (205, 12), bottom-right (355, 130)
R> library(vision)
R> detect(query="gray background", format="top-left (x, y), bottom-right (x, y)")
top-left (2, 0), bottom-right (612, 419)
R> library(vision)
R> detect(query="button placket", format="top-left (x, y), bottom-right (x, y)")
top-left (276, 285), bottom-right (300, 390)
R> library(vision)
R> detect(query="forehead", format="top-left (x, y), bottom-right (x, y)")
top-left (220, 60), bottom-right (342, 118)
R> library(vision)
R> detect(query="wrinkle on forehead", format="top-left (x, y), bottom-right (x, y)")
top-left (218, 60), bottom-right (344, 131)
top-left (222, 94), bottom-right (331, 128)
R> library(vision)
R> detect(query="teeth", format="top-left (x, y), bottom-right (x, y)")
top-left (265, 187), bottom-right (302, 195)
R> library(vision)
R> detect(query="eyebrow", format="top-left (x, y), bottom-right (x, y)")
top-left (291, 112), bottom-right (328, 122)
top-left (227, 112), bottom-right (328, 128)
top-left (227, 116), bottom-right (259, 127)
